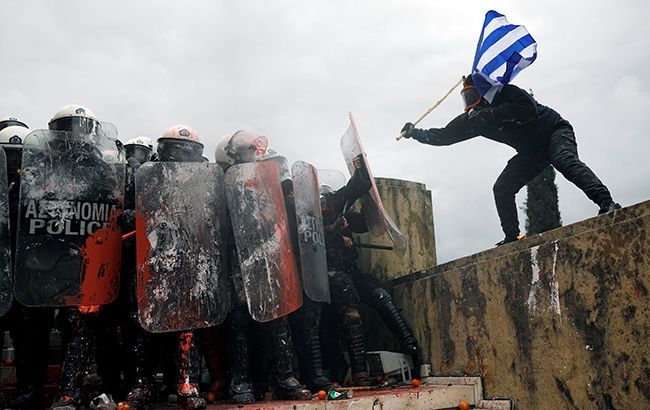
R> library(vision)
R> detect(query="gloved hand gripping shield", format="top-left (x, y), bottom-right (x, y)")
top-left (14, 126), bottom-right (125, 306)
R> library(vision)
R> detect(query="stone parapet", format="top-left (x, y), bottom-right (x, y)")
top-left (389, 200), bottom-right (650, 409)
top-left (356, 177), bottom-right (436, 282)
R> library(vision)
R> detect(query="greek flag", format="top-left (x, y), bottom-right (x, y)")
top-left (471, 10), bottom-right (537, 102)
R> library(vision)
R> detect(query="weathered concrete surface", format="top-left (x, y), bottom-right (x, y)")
top-left (356, 177), bottom-right (436, 282)
top-left (389, 200), bottom-right (650, 409)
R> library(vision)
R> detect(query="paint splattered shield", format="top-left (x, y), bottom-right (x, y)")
top-left (340, 112), bottom-right (408, 255)
top-left (135, 162), bottom-right (230, 333)
top-left (14, 128), bottom-right (125, 306)
top-left (225, 160), bottom-right (303, 322)
top-left (0, 150), bottom-right (12, 316)
top-left (291, 161), bottom-right (330, 303)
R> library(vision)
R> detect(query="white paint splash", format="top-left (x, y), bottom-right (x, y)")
top-left (549, 241), bottom-right (562, 320)
top-left (526, 245), bottom-right (542, 312)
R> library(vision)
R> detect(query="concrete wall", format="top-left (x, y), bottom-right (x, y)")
top-left (356, 178), bottom-right (436, 282)
top-left (389, 200), bottom-right (650, 409)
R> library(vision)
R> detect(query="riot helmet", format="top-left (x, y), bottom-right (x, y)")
top-left (0, 124), bottom-right (29, 179)
top-left (124, 136), bottom-right (154, 163)
top-left (157, 125), bottom-right (203, 162)
top-left (214, 130), bottom-right (268, 168)
top-left (259, 147), bottom-right (291, 181)
top-left (48, 104), bottom-right (100, 135)
top-left (0, 116), bottom-right (28, 132)
top-left (461, 75), bottom-right (483, 111)
top-left (316, 169), bottom-right (346, 197)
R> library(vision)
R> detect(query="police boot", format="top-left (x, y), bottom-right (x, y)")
top-left (4, 386), bottom-right (42, 410)
top-left (266, 321), bottom-right (312, 401)
top-left (176, 332), bottom-right (206, 410)
top-left (201, 326), bottom-right (229, 401)
top-left (341, 309), bottom-right (373, 386)
top-left (6, 308), bottom-right (52, 410)
top-left (372, 288), bottom-right (421, 370)
top-left (123, 312), bottom-right (153, 410)
top-left (52, 310), bottom-right (92, 410)
top-left (228, 328), bottom-right (255, 404)
top-left (296, 326), bottom-right (335, 393)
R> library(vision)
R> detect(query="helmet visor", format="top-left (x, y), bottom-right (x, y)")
top-left (49, 117), bottom-right (100, 135)
top-left (125, 144), bottom-right (153, 164)
top-left (157, 138), bottom-right (203, 162)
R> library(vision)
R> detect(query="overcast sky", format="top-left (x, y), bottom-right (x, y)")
top-left (2, 1), bottom-right (649, 263)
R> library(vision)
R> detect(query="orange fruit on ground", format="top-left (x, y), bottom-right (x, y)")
top-left (317, 390), bottom-right (327, 400)
top-left (117, 403), bottom-right (130, 410)
top-left (411, 378), bottom-right (421, 387)
top-left (458, 400), bottom-right (470, 410)
top-left (206, 392), bottom-right (216, 403)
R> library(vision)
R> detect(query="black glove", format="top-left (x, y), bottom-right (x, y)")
top-left (467, 107), bottom-right (495, 132)
top-left (401, 122), bottom-right (415, 138)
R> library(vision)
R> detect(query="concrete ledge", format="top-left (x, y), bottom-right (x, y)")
top-left (390, 200), bottom-right (650, 408)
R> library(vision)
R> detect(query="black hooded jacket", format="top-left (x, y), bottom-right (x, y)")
top-left (411, 84), bottom-right (568, 155)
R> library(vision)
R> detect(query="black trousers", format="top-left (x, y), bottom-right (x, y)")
top-left (493, 124), bottom-right (613, 238)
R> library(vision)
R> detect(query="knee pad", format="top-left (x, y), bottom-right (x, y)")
top-left (372, 287), bottom-right (392, 304)
top-left (341, 309), bottom-right (362, 327)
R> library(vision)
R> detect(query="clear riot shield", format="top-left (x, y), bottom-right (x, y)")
top-left (135, 162), bottom-right (230, 333)
top-left (316, 169), bottom-right (346, 195)
top-left (224, 160), bottom-right (303, 322)
top-left (0, 150), bottom-right (11, 316)
top-left (14, 128), bottom-right (125, 306)
top-left (340, 112), bottom-right (408, 254)
top-left (291, 161), bottom-right (330, 303)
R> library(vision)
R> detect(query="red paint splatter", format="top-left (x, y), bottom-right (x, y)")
top-left (63, 209), bottom-right (122, 305)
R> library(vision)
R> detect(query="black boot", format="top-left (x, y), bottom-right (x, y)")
top-left (228, 310), bottom-right (255, 404)
top-left (296, 326), bottom-right (334, 393)
top-left (4, 386), bottom-right (43, 410)
top-left (7, 307), bottom-right (51, 410)
top-left (372, 288), bottom-right (421, 371)
top-left (291, 304), bottom-right (335, 393)
top-left (495, 235), bottom-right (519, 246)
top-left (52, 309), bottom-right (92, 410)
top-left (265, 319), bottom-right (312, 400)
top-left (598, 200), bottom-right (622, 215)
top-left (340, 309), bottom-right (372, 386)
top-left (123, 312), bottom-right (154, 409)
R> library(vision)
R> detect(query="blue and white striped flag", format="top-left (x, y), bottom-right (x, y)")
top-left (471, 10), bottom-right (537, 102)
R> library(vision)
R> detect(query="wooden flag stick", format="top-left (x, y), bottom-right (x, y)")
top-left (396, 76), bottom-right (464, 141)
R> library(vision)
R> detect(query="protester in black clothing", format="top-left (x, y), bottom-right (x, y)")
top-left (402, 76), bottom-right (620, 245)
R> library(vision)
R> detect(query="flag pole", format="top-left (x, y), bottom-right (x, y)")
top-left (396, 76), bottom-right (464, 141)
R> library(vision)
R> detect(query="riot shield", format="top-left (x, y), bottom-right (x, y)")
top-left (14, 128), bottom-right (125, 306)
top-left (135, 162), bottom-right (230, 333)
top-left (316, 169), bottom-right (346, 195)
top-left (340, 112), bottom-right (407, 254)
top-left (224, 160), bottom-right (303, 322)
top-left (0, 150), bottom-right (11, 316)
top-left (291, 161), bottom-right (329, 303)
